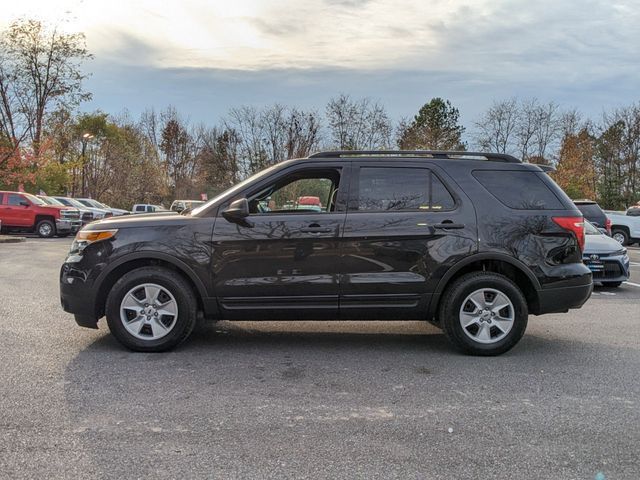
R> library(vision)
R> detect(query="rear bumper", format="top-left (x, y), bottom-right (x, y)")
top-left (536, 276), bottom-right (593, 314)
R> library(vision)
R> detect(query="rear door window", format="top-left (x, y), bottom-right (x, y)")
top-left (473, 170), bottom-right (564, 210)
top-left (354, 167), bottom-right (455, 212)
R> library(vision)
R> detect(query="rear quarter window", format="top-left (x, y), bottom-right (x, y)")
top-left (473, 170), bottom-right (564, 210)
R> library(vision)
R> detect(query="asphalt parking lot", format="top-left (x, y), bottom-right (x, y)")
top-left (0, 239), bottom-right (639, 479)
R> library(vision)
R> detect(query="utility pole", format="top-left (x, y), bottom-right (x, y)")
top-left (80, 133), bottom-right (94, 197)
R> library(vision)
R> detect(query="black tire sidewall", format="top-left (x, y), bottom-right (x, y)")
top-left (36, 220), bottom-right (55, 238)
top-left (441, 273), bottom-right (528, 356)
top-left (106, 267), bottom-right (197, 352)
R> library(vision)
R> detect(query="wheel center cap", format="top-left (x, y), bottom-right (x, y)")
top-left (481, 310), bottom-right (491, 320)
top-left (145, 307), bottom-right (155, 315)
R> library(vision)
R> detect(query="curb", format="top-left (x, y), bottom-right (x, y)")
top-left (0, 235), bottom-right (26, 243)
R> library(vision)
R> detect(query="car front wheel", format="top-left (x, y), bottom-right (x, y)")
top-left (106, 266), bottom-right (197, 352)
top-left (440, 272), bottom-right (528, 356)
top-left (36, 219), bottom-right (55, 238)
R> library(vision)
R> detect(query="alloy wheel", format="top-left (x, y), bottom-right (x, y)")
top-left (120, 283), bottom-right (178, 340)
top-left (459, 288), bottom-right (514, 344)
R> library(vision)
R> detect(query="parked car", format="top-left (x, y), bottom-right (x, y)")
top-left (40, 196), bottom-right (94, 225)
top-left (170, 200), bottom-right (205, 213)
top-left (573, 199), bottom-right (611, 235)
top-left (627, 205), bottom-right (640, 216)
top-left (582, 220), bottom-right (630, 287)
top-left (53, 196), bottom-right (110, 221)
top-left (76, 198), bottom-right (129, 216)
top-left (296, 196), bottom-right (322, 212)
top-left (60, 150), bottom-right (593, 356)
top-left (132, 204), bottom-right (169, 214)
top-left (0, 191), bottom-right (79, 237)
top-left (605, 209), bottom-right (640, 246)
top-left (37, 196), bottom-right (83, 231)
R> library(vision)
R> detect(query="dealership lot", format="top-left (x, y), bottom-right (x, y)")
top-left (0, 239), bottom-right (639, 479)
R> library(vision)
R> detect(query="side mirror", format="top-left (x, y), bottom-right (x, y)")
top-left (222, 198), bottom-right (253, 227)
top-left (20, 201), bottom-right (30, 207)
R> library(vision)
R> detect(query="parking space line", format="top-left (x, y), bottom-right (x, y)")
top-left (623, 281), bottom-right (640, 288)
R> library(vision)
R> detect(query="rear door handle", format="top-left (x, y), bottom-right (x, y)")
top-left (433, 223), bottom-right (465, 230)
top-left (300, 225), bottom-right (333, 234)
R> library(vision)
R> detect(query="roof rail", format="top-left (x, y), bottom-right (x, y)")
top-left (307, 150), bottom-right (521, 163)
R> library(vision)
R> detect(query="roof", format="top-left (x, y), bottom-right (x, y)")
top-left (308, 150), bottom-right (521, 163)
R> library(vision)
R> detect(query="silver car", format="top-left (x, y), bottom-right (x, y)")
top-left (583, 220), bottom-right (630, 288)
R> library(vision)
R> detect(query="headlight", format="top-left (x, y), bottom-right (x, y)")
top-left (71, 229), bottom-right (117, 253)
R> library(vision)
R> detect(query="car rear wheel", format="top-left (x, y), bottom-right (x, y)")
top-left (36, 219), bottom-right (55, 238)
top-left (612, 229), bottom-right (629, 246)
top-left (106, 267), bottom-right (197, 352)
top-left (440, 272), bottom-right (528, 356)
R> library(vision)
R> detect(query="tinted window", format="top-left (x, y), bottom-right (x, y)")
top-left (355, 167), bottom-right (455, 212)
top-left (576, 203), bottom-right (605, 219)
top-left (473, 171), bottom-right (564, 210)
top-left (8, 194), bottom-right (26, 206)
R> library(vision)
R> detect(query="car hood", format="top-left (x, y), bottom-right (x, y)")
top-left (41, 205), bottom-right (71, 212)
top-left (584, 233), bottom-right (624, 254)
top-left (86, 211), bottom-right (185, 229)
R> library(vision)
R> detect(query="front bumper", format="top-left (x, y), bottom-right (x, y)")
top-left (582, 253), bottom-right (630, 283)
top-left (55, 219), bottom-right (72, 233)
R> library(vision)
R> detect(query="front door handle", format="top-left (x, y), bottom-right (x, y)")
top-left (433, 223), bottom-right (465, 230)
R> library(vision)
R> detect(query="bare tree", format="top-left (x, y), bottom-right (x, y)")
top-left (0, 19), bottom-right (91, 159)
top-left (473, 98), bottom-right (519, 154)
top-left (224, 104), bottom-right (322, 177)
top-left (325, 94), bottom-right (391, 150)
top-left (159, 108), bottom-right (197, 198)
top-left (531, 101), bottom-right (561, 163)
top-left (514, 98), bottom-right (538, 161)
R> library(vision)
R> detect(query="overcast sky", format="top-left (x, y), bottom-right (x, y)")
top-left (3, 0), bottom-right (639, 128)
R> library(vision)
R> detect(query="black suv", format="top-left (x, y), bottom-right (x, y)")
top-left (60, 151), bottom-right (593, 355)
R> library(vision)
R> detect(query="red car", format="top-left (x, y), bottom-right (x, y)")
top-left (0, 191), bottom-right (81, 238)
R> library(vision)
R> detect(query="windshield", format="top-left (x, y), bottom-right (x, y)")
top-left (41, 196), bottom-right (63, 206)
top-left (66, 198), bottom-right (88, 209)
top-left (24, 193), bottom-right (45, 205)
top-left (584, 220), bottom-right (601, 235)
top-left (191, 162), bottom-right (287, 216)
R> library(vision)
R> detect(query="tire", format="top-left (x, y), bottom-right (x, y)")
top-left (105, 266), bottom-right (197, 352)
top-left (36, 219), bottom-right (55, 238)
top-left (439, 272), bottom-right (528, 356)
top-left (602, 281), bottom-right (622, 288)
top-left (57, 232), bottom-right (71, 237)
top-left (611, 229), bottom-right (629, 246)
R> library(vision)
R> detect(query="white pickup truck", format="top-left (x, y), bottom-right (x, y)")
top-left (606, 209), bottom-right (640, 246)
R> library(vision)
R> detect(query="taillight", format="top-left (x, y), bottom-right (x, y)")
top-left (605, 217), bottom-right (612, 236)
top-left (552, 216), bottom-right (585, 252)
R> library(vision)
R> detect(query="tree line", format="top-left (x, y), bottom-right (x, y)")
top-left (1, 19), bottom-right (638, 210)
